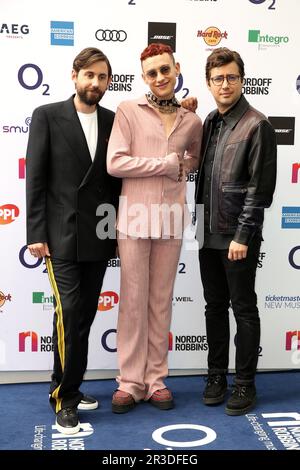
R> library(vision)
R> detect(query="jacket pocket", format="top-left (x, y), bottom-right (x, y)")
top-left (221, 182), bottom-right (247, 220)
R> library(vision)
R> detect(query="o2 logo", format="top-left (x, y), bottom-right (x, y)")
top-left (101, 328), bottom-right (117, 352)
top-left (249, 0), bottom-right (276, 9)
top-left (289, 246), bottom-right (300, 270)
top-left (175, 73), bottom-right (189, 99)
top-left (19, 245), bottom-right (47, 272)
top-left (18, 64), bottom-right (50, 95)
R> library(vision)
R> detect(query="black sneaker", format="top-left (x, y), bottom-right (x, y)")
top-left (56, 407), bottom-right (80, 435)
top-left (203, 374), bottom-right (227, 405)
top-left (78, 394), bottom-right (98, 411)
top-left (225, 384), bottom-right (256, 416)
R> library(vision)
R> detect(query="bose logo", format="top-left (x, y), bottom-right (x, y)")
top-left (95, 29), bottom-right (127, 42)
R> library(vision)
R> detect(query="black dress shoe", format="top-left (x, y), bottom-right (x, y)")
top-left (56, 407), bottom-right (80, 435)
top-left (78, 394), bottom-right (99, 410)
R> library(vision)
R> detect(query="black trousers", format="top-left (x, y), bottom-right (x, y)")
top-left (199, 237), bottom-right (261, 385)
top-left (46, 257), bottom-right (107, 413)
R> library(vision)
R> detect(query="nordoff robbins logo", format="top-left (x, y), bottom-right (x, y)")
top-left (95, 29), bottom-right (127, 42)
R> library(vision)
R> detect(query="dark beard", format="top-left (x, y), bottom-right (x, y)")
top-left (77, 88), bottom-right (104, 106)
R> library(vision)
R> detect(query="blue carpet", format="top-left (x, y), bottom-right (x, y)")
top-left (0, 371), bottom-right (299, 456)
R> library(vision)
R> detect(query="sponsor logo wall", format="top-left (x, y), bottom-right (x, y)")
top-left (0, 0), bottom-right (298, 374)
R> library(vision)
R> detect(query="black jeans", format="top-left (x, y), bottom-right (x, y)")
top-left (199, 237), bottom-right (261, 385)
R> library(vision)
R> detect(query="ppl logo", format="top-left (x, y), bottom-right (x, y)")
top-left (19, 158), bottom-right (26, 179)
top-left (286, 331), bottom-right (300, 351)
top-left (0, 291), bottom-right (12, 309)
top-left (0, 204), bottom-right (20, 225)
top-left (292, 163), bottom-right (300, 183)
top-left (197, 27), bottom-right (228, 47)
top-left (19, 331), bottom-right (38, 352)
top-left (98, 291), bottom-right (119, 311)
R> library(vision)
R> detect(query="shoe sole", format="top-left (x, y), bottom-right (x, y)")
top-left (203, 392), bottom-right (227, 405)
top-left (55, 419), bottom-right (80, 435)
top-left (112, 402), bottom-right (136, 414)
top-left (225, 398), bottom-right (256, 416)
top-left (78, 401), bottom-right (98, 411)
top-left (149, 399), bottom-right (174, 410)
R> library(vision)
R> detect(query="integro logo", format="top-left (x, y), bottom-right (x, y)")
top-left (197, 27), bottom-right (228, 47)
top-left (0, 204), bottom-right (19, 224)
top-left (286, 331), bottom-right (300, 351)
top-left (0, 291), bottom-right (12, 309)
top-left (248, 29), bottom-right (289, 50)
top-left (32, 291), bottom-right (54, 310)
top-left (98, 291), bottom-right (119, 311)
top-left (292, 163), bottom-right (300, 183)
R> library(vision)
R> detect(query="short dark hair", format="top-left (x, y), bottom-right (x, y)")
top-left (73, 47), bottom-right (112, 77)
top-left (205, 47), bottom-right (245, 81)
top-left (140, 43), bottom-right (175, 64)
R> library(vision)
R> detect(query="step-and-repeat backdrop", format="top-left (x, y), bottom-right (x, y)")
top-left (0, 0), bottom-right (299, 375)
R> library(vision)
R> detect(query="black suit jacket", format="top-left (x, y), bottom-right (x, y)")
top-left (26, 95), bottom-right (121, 261)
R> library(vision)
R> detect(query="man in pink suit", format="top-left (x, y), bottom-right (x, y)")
top-left (107, 43), bottom-right (202, 413)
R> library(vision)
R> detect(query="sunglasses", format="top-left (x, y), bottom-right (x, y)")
top-left (145, 65), bottom-right (172, 80)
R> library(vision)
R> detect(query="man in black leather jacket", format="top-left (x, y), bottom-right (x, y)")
top-left (195, 47), bottom-right (277, 415)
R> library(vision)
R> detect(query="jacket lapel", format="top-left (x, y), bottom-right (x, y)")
top-left (54, 96), bottom-right (92, 175)
top-left (79, 105), bottom-right (111, 187)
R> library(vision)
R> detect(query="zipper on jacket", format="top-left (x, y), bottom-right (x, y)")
top-left (209, 121), bottom-right (223, 233)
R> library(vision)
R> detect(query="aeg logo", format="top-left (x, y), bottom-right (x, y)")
top-left (0, 204), bottom-right (19, 224)
top-left (98, 291), bottom-right (119, 311)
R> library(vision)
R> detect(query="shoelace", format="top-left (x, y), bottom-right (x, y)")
top-left (206, 374), bottom-right (223, 386)
top-left (231, 385), bottom-right (247, 397)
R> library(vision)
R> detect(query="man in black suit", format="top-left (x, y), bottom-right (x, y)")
top-left (26, 47), bottom-right (121, 435)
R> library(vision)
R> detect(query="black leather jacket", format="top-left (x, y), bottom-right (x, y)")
top-left (195, 95), bottom-right (277, 245)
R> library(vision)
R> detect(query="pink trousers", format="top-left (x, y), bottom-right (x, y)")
top-left (116, 235), bottom-right (182, 400)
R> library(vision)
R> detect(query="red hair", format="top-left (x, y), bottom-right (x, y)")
top-left (140, 43), bottom-right (174, 62)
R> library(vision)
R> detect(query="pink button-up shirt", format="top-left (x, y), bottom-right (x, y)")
top-left (107, 95), bottom-right (202, 238)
